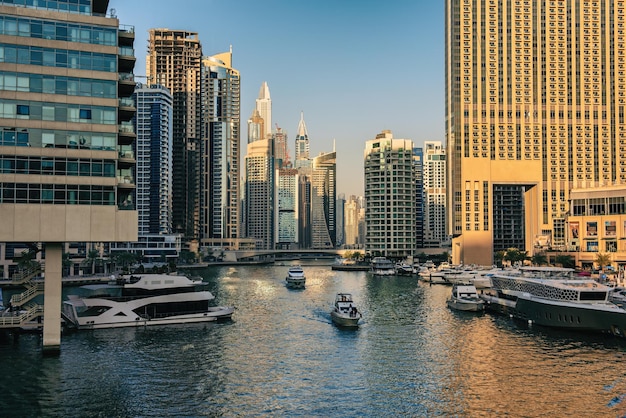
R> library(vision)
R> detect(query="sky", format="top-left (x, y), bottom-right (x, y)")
top-left (109, 0), bottom-right (445, 197)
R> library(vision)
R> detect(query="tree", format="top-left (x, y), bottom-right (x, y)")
top-left (595, 252), bottom-right (612, 271)
top-left (494, 251), bottom-right (506, 267)
top-left (555, 254), bottom-right (575, 269)
top-left (81, 248), bottom-right (99, 275)
top-left (113, 251), bottom-right (138, 273)
top-left (504, 248), bottom-right (528, 266)
top-left (62, 252), bottom-right (72, 277)
top-left (531, 253), bottom-right (548, 266)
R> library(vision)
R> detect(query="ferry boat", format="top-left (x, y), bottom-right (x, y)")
top-left (482, 266), bottom-right (626, 337)
top-left (285, 266), bottom-right (306, 289)
top-left (62, 273), bottom-right (234, 330)
top-left (370, 257), bottom-right (396, 276)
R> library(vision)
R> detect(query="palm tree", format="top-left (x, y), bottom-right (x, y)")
top-left (494, 250), bottom-right (506, 267)
top-left (82, 249), bottom-right (99, 275)
top-left (531, 253), bottom-right (548, 266)
top-left (62, 252), bottom-right (72, 277)
top-left (555, 254), bottom-right (575, 269)
top-left (595, 252), bottom-right (612, 271)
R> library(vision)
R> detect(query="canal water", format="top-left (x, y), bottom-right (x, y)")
top-left (2, 263), bottom-right (626, 417)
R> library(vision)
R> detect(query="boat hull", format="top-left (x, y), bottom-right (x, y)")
top-left (515, 296), bottom-right (626, 336)
top-left (286, 278), bottom-right (306, 289)
top-left (330, 311), bottom-right (360, 327)
top-left (62, 291), bottom-right (233, 330)
top-left (447, 298), bottom-right (485, 312)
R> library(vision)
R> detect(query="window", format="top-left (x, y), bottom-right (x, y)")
top-left (78, 108), bottom-right (91, 119)
top-left (16, 104), bottom-right (29, 116)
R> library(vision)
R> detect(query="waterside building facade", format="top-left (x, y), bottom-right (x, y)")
top-left (446, 0), bottom-right (626, 265)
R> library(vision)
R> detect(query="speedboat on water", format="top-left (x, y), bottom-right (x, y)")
top-left (370, 257), bottom-right (396, 276)
top-left (447, 284), bottom-right (485, 312)
top-left (285, 265), bottom-right (306, 289)
top-left (62, 273), bottom-right (234, 330)
top-left (330, 293), bottom-right (361, 327)
top-left (483, 266), bottom-right (626, 337)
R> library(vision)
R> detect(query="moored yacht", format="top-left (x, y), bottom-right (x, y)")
top-left (62, 273), bottom-right (234, 330)
top-left (483, 266), bottom-right (626, 337)
top-left (447, 284), bottom-right (485, 312)
top-left (370, 257), bottom-right (396, 276)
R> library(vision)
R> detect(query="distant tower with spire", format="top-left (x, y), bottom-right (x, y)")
top-left (294, 111), bottom-right (310, 168)
top-left (255, 81), bottom-right (272, 139)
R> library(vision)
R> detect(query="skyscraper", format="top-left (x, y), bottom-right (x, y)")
top-left (147, 29), bottom-right (202, 241)
top-left (0, 0), bottom-right (137, 352)
top-left (275, 168), bottom-right (299, 249)
top-left (446, 0), bottom-right (626, 265)
top-left (294, 111), bottom-right (310, 166)
top-left (256, 81), bottom-right (272, 139)
top-left (247, 109), bottom-right (264, 144)
top-left (201, 51), bottom-right (241, 245)
top-left (133, 84), bottom-right (173, 236)
top-left (423, 141), bottom-right (447, 248)
top-left (364, 131), bottom-right (416, 258)
top-left (245, 138), bottom-right (275, 249)
top-left (310, 151), bottom-right (337, 249)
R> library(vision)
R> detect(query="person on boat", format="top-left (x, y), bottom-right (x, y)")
top-left (350, 306), bottom-right (358, 317)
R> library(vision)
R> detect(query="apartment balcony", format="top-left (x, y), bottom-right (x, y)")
top-left (118, 122), bottom-right (136, 145)
top-left (118, 24), bottom-right (135, 47)
top-left (118, 97), bottom-right (136, 122)
top-left (118, 47), bottom-right (136, 74)
top-left (118, 73), bottom-right (136, 97)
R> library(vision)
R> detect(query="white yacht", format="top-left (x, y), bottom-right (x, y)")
top-left (285, 266), bottom-right (306, 289)
top-left (330, 293), bottom-right (361, 327)
top-left (370, 257), bottom-right (396, 276)
top-left (447, 284), bottom-right (485, 312)
top-left (62, 273), bottom-right (234, 330)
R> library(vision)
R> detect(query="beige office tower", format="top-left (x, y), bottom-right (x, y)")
top-left (0, 0), bottom-right (137, 352)
top-left (445, 0), bottom-right (626, 265)
top-left (147, 29), bottom-right (202, 242)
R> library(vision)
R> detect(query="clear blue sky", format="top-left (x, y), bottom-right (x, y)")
top-left (110, 0), bottom-right (444, 197)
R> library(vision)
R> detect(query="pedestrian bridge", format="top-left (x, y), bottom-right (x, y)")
top-left (226, 249), bottom-right (352, 262)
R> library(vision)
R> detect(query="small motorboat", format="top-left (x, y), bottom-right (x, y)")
top-left (446, 284), bottom-right (485, 312)
top-left (330, 293), bottom-right (361, 327)
top-left (285, 266), bottom-right (306, 289)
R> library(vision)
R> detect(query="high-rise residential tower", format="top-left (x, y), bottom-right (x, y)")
top-left (413, 146), bottom-right (425, 249)
top-left (201, 51), bottom-right (241, 246)
top-left (245, 138), bottom-right (275, 249)
top-left (256, 81), bottom-right (271, 139)
top-left (423, 141), bottom-right (447, 248)
top-left (310, 151), bottom-right (337, 249)
top-left (446, 0), bottom-right (626, 265)
top-left (147, 29), bottom-right (202, 242)
top-left (275, 168), bottom-right (299, 249)
top-left (364, 131), bottom-right (417, 258)
top-left (132, 84), bottom-right (173, 236)
top-left (0, 0), bottom-right (137, 352)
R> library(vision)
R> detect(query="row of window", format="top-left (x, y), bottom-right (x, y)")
top-left (0, 155), bottom-right (116, 177)
top-left (0, 71), bottom-right (117, 98)
top-left (0, 183), bottom-right (115, 205)
top-left (0, 100), bottom-right (116, 124)
top-left (0, 127), bottom-right (116, 150)
top-left (0, 0), bottom-right (93, 15)
top-left (0, 14), bottom-right (116, 45)
top-left (0, 44), bottom-right (116, 72)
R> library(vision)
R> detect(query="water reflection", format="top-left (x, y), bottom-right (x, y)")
top-left (1, 264), bottom-right (626, 416)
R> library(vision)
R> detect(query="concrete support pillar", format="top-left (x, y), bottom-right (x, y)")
top-left (42, 242), bottom-right (62, 356)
